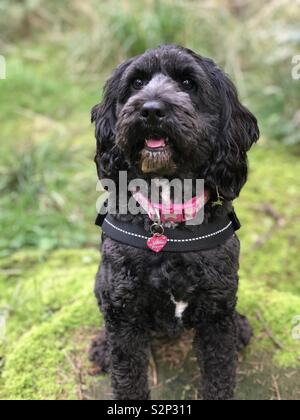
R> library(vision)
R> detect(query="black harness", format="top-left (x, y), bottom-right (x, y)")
top-left (95, 210), bottom-right (241, 253)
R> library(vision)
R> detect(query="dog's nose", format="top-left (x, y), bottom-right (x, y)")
top-left (140, 101), bottom-right (166, 122)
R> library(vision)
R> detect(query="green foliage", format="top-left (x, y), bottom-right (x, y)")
top-left (0, 140), bottom-right (96, 256)
top-left (105, 0), bottom-right (186, 57)
top-left (1, 1), bottom-right (299, 145)
top-left (0, 52), bottom-right (100, 256)
top-left (0, 0), bottom-right (84, 42)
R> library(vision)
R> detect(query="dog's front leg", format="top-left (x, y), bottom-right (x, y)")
top-left (194, 314), bottom-right (238, 400)
top-left (107, 321), bottom-right (150, 400)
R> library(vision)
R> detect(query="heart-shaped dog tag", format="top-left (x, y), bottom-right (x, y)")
top-left (147, 234), bottom-right (168, 253)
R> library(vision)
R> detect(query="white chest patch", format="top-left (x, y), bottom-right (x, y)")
top-left (170, 295), bottom-right (188, 319)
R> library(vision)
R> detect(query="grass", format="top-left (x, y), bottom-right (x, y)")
top-left (1, 0), bottom-right (299, 143)
top-left (0, 48), bottom-right (101, 257)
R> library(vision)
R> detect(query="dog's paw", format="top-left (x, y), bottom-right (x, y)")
top-left (237, 313), bottom-right (253, 351)
top-left (89, 329), bottom-right (111, 374)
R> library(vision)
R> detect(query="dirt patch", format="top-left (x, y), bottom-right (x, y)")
top-left (70, 328), bottom-right (300, 400)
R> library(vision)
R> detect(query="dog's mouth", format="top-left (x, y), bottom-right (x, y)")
top-left (139, 133), bottom-right (177, 175)
top-left (144, 136), bottom-right (169, 152)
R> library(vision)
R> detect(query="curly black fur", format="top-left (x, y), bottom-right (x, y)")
top-left (91, 45), bottom-right (259, 400)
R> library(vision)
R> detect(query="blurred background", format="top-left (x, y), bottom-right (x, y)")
top-left (0, 0), bottom-right (299, 400)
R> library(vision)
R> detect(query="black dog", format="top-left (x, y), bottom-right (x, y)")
top-left (90, 45), bottom-right (259, 400)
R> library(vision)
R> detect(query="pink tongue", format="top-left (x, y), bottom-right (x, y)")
top-left (146, 138), bottom-right (166, 149)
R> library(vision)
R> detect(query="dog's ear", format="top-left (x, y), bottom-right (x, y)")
top-left (201, 57), bottom-right (260, 200)
top-left (91, 58), bottom-right (135, 180)
top-left (218, 73), bottom-right (260, 153)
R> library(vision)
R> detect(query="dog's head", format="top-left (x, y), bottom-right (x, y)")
top-left (92, 45), bottom-right (259, 200)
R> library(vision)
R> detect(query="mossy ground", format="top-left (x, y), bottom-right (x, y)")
top-left (0, 145), bottom-right (299, 400)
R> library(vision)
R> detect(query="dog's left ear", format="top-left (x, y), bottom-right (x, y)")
top-left (91, 57), bottom-right (135, 181)
top-left (200, 57), bottom-right (260, 200)
top-left (219, 73), bottom-right (260, 153)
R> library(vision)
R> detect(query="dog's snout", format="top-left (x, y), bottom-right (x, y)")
top-left (140, 101), bottom-right (166, 122)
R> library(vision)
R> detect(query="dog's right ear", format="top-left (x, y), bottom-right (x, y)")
top-left (91, 58), bottom-right (135, 180)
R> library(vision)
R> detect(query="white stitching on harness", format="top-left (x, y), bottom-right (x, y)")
top-left (103, 218), bottom-right (233, 243)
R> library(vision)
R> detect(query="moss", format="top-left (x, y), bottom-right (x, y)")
top-left (238, 281), bottom-right (300, 368)
top-left (236, 144), bottom-right (300, 368)
top-left (236, 145), bottom-right (300, 295)
top-left (0, 249), bottom-right (101, 400)
top-left (2, 297), bottom-right (101, 400)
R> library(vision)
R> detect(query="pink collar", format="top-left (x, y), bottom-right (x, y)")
top-left (132, 190), bottom-right (209, 223)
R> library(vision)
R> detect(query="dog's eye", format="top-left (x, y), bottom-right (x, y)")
top-left (181, 79), bottom-right (194, 91)
top-left (132, 78), bottom-right (146, 90)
